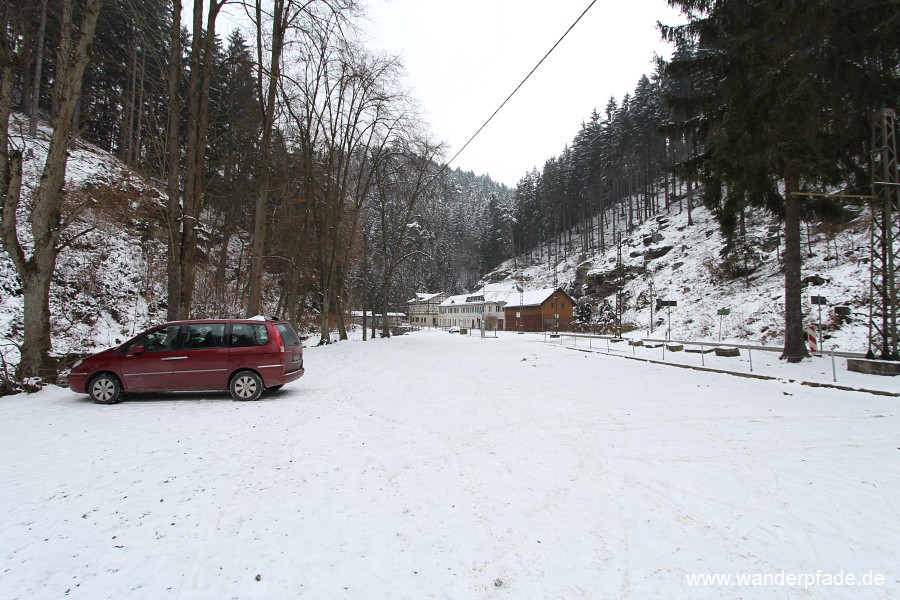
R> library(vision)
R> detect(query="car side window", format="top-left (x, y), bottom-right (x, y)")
top-left (183, 323), bottom-right (226, 349)
top-left (230, 323), bottom-right (269, 347)
top-left (132, 325), bottom-right (181, 353)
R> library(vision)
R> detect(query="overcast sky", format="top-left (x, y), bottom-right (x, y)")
top-left (364, 0), bottom-right (685, 187)
top-left (208, 0), bottom-right (685, 188)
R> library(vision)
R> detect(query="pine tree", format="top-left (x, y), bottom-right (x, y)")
top-left (662, 0), bottom-right (900, 362)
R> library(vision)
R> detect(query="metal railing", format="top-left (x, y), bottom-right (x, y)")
top-left (543, 331), bottom-right (867, 383)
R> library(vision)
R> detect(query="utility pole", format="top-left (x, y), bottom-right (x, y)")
top-left (517, 276), bottom-right (525, 333)
top-left (615, 231), bottom-right (624, 338)
top-left (868, 108), bottom-right (900, 360)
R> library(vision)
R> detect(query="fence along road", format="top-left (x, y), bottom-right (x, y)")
top-left (540, 332), bottom-right (900, 396)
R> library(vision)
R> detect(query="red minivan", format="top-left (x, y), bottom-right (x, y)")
top-left (67, 318), bottom-right (305, 404)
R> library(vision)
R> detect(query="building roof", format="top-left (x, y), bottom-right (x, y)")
top-left (439, 285), bottom-right (570, 309)
top-left (407, 292), bottom-right (445, 304)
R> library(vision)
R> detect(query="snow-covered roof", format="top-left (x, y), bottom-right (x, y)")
top-left (407, 292), bottom-right (444, 304)
top-left (439, 285), bottom-right (563, 309)
top-left (440, 292), bottom-right (480, 307)
top-left (494, 288), bottom-right (559, 308)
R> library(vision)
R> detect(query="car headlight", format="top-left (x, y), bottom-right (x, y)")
top-left (72, 358), bottom-right (83, 370)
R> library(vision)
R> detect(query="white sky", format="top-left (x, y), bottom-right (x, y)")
top-left (208, 0), bottom-right (685, 188)
top-left (364, 0), bottom-right (685, 186)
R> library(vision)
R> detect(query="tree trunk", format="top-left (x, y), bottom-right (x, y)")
top-left (687, 178), bottom-right (694, 226)
top-left (247, 0), bottom-right (287, 317)
top-left (165, 0), bottom-right (182, 322)
top-left (133, 51), bottom-right (145, 168)
top-left (216, 219), bottom-right (233, 305)
top-left (120, 41), bottom-right (137, 162)
top-left (178, 0), bottom-right (220, 318)
top-left (319, 288), bottom-right (331, 344)
top-left (20, 261), bottom-right (55, 378)
top-left (28, 0), bottom-right (49, 137)
top-left (178, 4), bottom-right (205, 319)
top-left (781, 167), bottom-right (808, 362)
top-left (362, 232), bottom-right (368, 341)
top-left (5, 0), bottom-right (103, 378)
top-left (335, 286), bottom-right (348, 340)
top-left (380, 277), bottom-right (391, 339)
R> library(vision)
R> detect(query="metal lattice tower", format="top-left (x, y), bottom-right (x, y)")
top-left (615, 231), bottom-right (624, 338)
top-left (868, 108), bottom-right (900, 360)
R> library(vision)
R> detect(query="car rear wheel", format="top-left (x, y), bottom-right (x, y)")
top-left (230, 371), bottom-right (263, 401)
top-left (89, 373), bottom-right (123, 404)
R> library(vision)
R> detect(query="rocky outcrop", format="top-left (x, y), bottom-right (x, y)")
top-left (645, 245), bottom-right (674, 261)
top-left (572, 262), bottom-right (643, 299)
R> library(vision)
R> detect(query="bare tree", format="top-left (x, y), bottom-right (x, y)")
top-left (246, 0), bottom-right (357, 317)
top-left (0, 0), bottom-right (104, 378)
top-left (165, 0), bottom-right (225, 320)
top-left (164, 0), bottom-right (183, 321)
top-left (371, 137), bottom-right (442, 338)
top-left (246, 0), bottom-right (290, 316)
top-left (281, 15), bottom-right (407, 344)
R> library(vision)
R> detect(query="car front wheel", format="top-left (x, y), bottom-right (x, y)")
top-left (230, 371), bottom-right (263, 401)
top-left (89, 373), bottom-right (123, 404)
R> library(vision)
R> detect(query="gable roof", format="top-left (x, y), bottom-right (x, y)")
top-left (439, 285), bottom-right (573, 309)
top-left (407, 292), bottom-right (445, 304)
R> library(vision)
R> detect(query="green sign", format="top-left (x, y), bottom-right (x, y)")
top-left (717, 308), bottom-right (730, 316)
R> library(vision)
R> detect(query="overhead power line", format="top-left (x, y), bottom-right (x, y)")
top-left (442, 0), bottom-right (599, 174)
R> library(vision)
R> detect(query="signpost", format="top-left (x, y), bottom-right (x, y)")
top-left (811, 295), bottom-right (827, 352)
top-left (660, 300), bottom-right (677, 339)
top-left (717, 308), bottom-right (730, 341)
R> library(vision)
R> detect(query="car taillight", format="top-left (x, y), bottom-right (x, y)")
top-left (272, 326), bottom-right (285, 357)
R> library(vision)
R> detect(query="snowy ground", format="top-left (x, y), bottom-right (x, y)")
top-left (1, 331), bottom-right (898, 599)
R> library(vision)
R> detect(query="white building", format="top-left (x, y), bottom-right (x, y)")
top-left (439, 288), bottom-right (508, 330)
top-left (406, 292), bottom-right (447, 328)
top-left (438, 283), bottom-right (572, 331)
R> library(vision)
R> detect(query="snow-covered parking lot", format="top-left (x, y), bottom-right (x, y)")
top-left (1, 330), bottom-right (898, 599)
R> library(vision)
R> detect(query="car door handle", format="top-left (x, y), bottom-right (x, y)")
top-left (160, 356), bottom-right (189, 361)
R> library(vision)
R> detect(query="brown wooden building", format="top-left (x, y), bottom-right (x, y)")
top-left (503, 288), bottom-right (576, 332)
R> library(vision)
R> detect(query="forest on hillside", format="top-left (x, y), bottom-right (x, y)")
top-left (488, 0), bottom-right (899, 362)
top-left (1, 0), bottom-right (898, 383)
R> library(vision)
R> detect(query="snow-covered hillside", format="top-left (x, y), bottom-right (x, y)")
top-left (1, 115), bottom-right (169, 370)
top-left (485, 201), bottom-right (873, 353)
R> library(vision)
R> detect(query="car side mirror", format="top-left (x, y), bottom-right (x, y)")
top-left (128, 345), bottom-right (146, 356)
